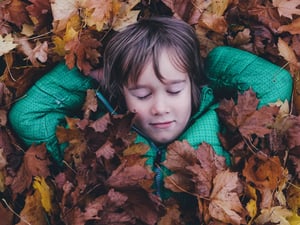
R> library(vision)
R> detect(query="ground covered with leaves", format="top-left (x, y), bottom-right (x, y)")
top-left (0, 0), bottom-right (299, 224)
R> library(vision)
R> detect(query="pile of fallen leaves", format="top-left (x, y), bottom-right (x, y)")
top-left (0, 0), bottom-right (299, 224)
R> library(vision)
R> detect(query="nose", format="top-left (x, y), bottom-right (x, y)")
top-left (150, 95), bottom-right (170, 115)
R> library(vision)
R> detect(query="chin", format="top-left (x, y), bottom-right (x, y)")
top-left (153, 137), bottom-right (176, 145)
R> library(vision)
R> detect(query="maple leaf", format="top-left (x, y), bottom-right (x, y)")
top-left (80, 0), bottom-right (114, 31)
top-left (26, 0), bottom-right (52, 32)
top-left (112, 0), bottom-right (140, 31)
top-left (248, 1), bottom-right (282, 31)
top-left (272, 0), bottom-right (300, 19)
top-left (3, 0), bottom-right (32, 29)
top-left (6, 144), bottom-right (51, 197)
top-left (107, 159), bottom-right (154, 191)
top-left (16, 191), bottom-right (48, 225)
top-left (217, 89), bottom-right (279, 164)
top-left (64, 30), bottom-right (101, 75)
top-left (163, 141), bottom-right (227, 198)
top-left (254, 206), bottom-right (293, 225)
top-left (209, 170), bottom-right (247, 225)
top-left (0, 34), bottom-right (18, 56)
top-left (50, 0), bottom-right (78, 33)
top-left (162, 0), bottom-right (211, 24)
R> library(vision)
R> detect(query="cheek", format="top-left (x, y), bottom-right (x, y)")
top-left (124, 96), bottom-right (147, 115)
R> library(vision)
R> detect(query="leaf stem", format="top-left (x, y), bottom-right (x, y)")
top-left (1, 198), bottom-right (31, 225)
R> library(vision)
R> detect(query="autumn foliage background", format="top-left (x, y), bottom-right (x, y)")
top-left (0, 0), bottom-right (299, 225)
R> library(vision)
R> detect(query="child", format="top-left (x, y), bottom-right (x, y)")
top-left (8, 17), bottom-right (293, 200)
top-left (100, 16), bottom-right (293, 199)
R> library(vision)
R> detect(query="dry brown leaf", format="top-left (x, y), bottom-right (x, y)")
top-left (209, 170), bottom-right (247, 225)
top-left (278, 17), bottom-right (300, 35)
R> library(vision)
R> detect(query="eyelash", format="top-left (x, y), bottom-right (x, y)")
top-left (137, 90), bottom-right (181, 99)
top-left (137, 94), bottom-right (151, 100)
top-left (167, 90), bottom-right (181, 95)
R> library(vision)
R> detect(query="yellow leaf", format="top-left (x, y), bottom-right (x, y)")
top-left (246, 199), bottom-right (257, 224)
top-left (18, 191), bottom-right (48, 225)
top-left (0, 34), bottom-right (18, 56)
top-left (112, 0), bottom-right (140, 31)
top-left (64, 22), bottom-right (79, 42)
top-left (81, 0), bottom-right (114, 31)
top-left (52, 35), bottom-right (66, 56)
top-left (255, 206), bottom-right (293, 225)
top-left (211, 0), bottom-right (231, 16)
top-left (245, 185), bottom-right (257, 224)
top-left (33, 176), bottom-right (53, 214)
top-left (288, 212), bottom-right (300, 225)
top-left (286, 182), bottom-right (300, 213)
top-left (21, 24), bottom-right (34, 37)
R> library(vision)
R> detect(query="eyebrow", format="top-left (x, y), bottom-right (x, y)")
top-left (127, 79), bottom-right (186, 90)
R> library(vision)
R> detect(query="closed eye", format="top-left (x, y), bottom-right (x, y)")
top-left (136, 93), bottom-right (152, 100)
top-left (167, 90), bottom-right (181, 95)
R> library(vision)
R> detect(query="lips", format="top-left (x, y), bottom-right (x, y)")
top-left (150, 121), bottom-right (174, 129)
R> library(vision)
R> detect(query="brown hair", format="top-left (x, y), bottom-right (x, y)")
top-left (103, 16), bottom-right (205, 113)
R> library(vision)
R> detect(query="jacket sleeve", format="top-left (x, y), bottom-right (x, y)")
top-left (204, 46), bottom-right (293, 108)
top-left (8, 62), bottom-right (97, 163)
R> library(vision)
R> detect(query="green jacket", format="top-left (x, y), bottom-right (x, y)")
top-left (8, 46), bottom-right (292, 198)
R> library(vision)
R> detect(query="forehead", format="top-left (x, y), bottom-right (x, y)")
top-left (129, 49), bottom-right (188, 85)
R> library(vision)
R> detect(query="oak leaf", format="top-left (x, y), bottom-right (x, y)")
top-left (209, 170), bottom-right (247, 225)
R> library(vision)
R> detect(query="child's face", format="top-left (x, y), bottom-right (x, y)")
top-left (123, 50), bottom-right (192, 144)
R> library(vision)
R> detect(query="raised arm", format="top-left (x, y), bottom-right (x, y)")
top-left (204, 46), bottom-right (293, 108)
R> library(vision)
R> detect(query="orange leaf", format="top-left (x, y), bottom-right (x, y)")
top-left (16, 191), bottom-right (48, 225)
